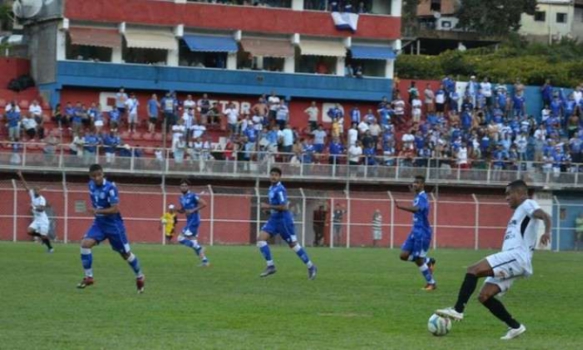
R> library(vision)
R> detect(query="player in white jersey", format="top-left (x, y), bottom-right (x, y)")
top-left (17, 171), bottom-right (54, 253)
top-left (436, 180), bottom-right (551, 340)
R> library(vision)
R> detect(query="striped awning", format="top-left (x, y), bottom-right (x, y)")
top-left (183, 34), bottom-right (238, 53)
top-left (299, 39), bottom-right (346, 57)
top-left (240, 38), bottom-right (294, 58)
top-left (69, 27), bottom-right (121, 49)
top-left (124, 29), bottom-right (177, 51)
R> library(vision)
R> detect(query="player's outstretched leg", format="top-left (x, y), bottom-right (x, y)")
top-left (41, 236), bottom-right (54, 253)
top-left (290, 243), bottom-right (317, 280)
top-left (178, 235), bottom-right (209, 266)
top-left (78, 246), bottom-right (95, 289)
top-left (436, 259), bottom-right (492, 321)
top-left (123, 252), bottom-right (145, 293)
top-left (478, 283), bottom-right (525, 340)
top-left (257, 240), bottom-right (276, 277)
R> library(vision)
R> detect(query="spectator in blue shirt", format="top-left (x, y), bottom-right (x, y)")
top-left (6, 103), bottom-right (21, 141)
top-left (147, 94), bottom-right (160, 133)
top-left (541, 79), bottom-right (553, 106)
top-left (328, 136), bottom-right (344, 165)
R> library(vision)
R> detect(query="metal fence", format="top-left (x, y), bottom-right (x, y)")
top-left (2, 178), bottom-right (579, 251)
top-left (1, 141), bottom-right (582, 188)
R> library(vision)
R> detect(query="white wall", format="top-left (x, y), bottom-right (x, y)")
top-left (520, 3), bottom-right (574, 41)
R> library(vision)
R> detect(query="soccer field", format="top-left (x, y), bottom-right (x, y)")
top-left (1, 243), bottom-right (581, 350)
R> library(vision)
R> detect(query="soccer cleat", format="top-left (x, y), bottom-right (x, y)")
top-left (427, 257), bottom-right (436, 274)
top-left (500, 324), bottom-right (526, 340)
top-left (199, 261), bottom-right (211, 267)
top-left (48, 248), bottom-right (54, 254)
top-left (435, 307), bottom-right (464, 321)
top-left (260, 265), bottom-right (276, 278)
top-left (136, 276), bottom-right (145, 294)
top-left (77, 277), bottom-right (94, 289)
top-left (308, 265), bottom-right (318, 280)
top-left (422, 283), bottom-right (437, 291)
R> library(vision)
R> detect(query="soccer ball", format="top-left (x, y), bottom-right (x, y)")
top-left (428, 313), bottom-right (451, 336)
top-left (161, 219), bottom-right (167, 225)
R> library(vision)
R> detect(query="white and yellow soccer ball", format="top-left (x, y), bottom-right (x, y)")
top-left (428, 313), bottom-right (452, 336)
top-left (161, 219), bottom-right (167, 225)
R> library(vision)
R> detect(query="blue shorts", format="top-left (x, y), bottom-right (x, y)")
top-left (84, 221), bottom-right (130, 254)
top-left (261, 218), bottom-right (297, 244)
top-left (313, 144), bottom-right (324, 153)
top-left (401, 231), bottom-right (431, 259)
top-left (182, 224), bottom-right (199, 237)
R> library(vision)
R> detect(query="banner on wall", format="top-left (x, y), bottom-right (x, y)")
top-left (331, 12), bottom-right (359, 33)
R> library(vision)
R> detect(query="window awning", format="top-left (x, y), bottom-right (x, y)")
top-left (124, 30), bottom-right (177, 51)
top-left (69, 27), bottom-right (121, 49)
top-left (351, 45), bottom-right (396, 60)
top-left (240, 38), bottom-right (294, 58)
top-left (183, 34), bottom-right (238, 53)
top-left (299, 40), bottom-right (346, 57)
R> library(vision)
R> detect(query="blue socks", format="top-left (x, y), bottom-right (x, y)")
top-left (419, 264), bottom-right (435, 284)
top-left (257, 240), bottom-right (274, 266)
top-left (126, 253), bottom-right (143, 277)
top-left (293, 244), bottom-right (314, 268)
top-left (80, 248), bottom-right (93, 277)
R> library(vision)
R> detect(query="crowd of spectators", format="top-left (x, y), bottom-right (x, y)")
top-left (2, 76), bottom-right (583, 178)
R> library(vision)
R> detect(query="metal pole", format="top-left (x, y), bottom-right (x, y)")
top-left (430, 192), bottom-right (437, 250)
top-left (388, 190), bottom-right (394, 249)
top-left (12, 179), bottom-right (17, 242)
top-left (161, 175), bottom-right (167, 245)
top-left (553, 195), bottom-right (560, 252)
top-left (472, 193), bottom-right (479, 250)
top-left (255, 182), bottom-right (261, 239)
top-left (345, 188), bottom-right (351, 248)
top-left (208, 184), bottom-right (214, 246)
top-left (329, 197), bottom-right (335, 248)
top-left (300, 188), bottom-right (306, 247)
top-left (62, 172), bottom-right (69, 244)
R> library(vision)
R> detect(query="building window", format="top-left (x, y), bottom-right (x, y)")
top-left (534, 11), bottom-right (546, 22)
top-left (430, 0), bottom-right (441, 12)
top-left (556, 13), bottom-right (567, 23)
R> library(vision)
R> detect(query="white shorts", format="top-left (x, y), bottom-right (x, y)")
top-left (128, 113), bottom-right (138, 123)
top-left (372, 229), bottom-right (382, 240)
top-left (485, 250), bottom-right (531, 293)
top-left (29, 219), bottom-right (49, 236)
top-left (94, 120), bottom-right (104, 128)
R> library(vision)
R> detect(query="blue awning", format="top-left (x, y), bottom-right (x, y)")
top-left (351, 45), bottom-right (396, 60)
top-left (183, 34), bottom-right (238, 53)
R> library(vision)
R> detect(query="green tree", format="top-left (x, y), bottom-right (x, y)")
top-left (456, 0), bottom-right (537, 36)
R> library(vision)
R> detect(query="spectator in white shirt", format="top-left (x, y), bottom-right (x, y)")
top-left (456, 144), bottom-right (469, 169)
top-left (348, 123), bottom-right (358, 147)
top-left (480, 77), bottom-right (493, 106)
top-left (125, 93), bottom-right (139, 133)
top-left (401, 129), bottom-right (415, 150)
top-left (411, 96), bottom-right (422, 123)
top-left (357, 120), bottom-right (369, 135)
top-left (304, 101), bottom-right (319, 131)
top-left (171, 119), bottom-right (186, 152)
top-left (223, 102), bottom-right (239, 136)
top-left (267, 91), bottom-right (280, 123)
top-left (348, 140), bottom-right (363, 168)
top-left (312, 124), bottom-right (327, 153)
top-left (29, 100), bottom-right (42, 121)
top-left (22, 114), bottom-right (38, 140)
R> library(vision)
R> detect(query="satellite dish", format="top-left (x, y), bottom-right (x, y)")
top-left (12, 0), bottom-right (43, 19)
top-left (433, 12), bottom-right (441, 19)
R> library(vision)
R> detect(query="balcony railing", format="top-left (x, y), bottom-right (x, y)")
top-left (1, 142), bottom-right (581, 188)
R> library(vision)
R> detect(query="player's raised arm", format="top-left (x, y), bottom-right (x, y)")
top-left (16, 170), bottom-right (31, 192)
top-left (532, 208), bottom-right (552, 246)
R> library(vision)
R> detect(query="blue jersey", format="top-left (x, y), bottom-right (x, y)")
top-left (180, 191), bottom-right (201, 227)
top-left (89, 179), bottom-right (123, 225)
top-left (268, 182), bottom-right (291, 220)
top-left (412, 191), bottom-right (431, 235)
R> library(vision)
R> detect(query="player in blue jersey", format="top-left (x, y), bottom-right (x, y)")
top-left (257, 167), bottom-right (317, 279)
top-left (77, 164), bottom-right (145, 293)
top-left (396, 175), bottom-right (436, 291)
top-left (177, 179), bottom-right (210, 266)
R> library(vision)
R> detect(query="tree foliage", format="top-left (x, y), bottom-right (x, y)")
top-left (456, 0), bottom-right (537, 36)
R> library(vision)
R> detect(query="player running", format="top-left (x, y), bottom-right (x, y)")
top-left (177, 179), bottom-right (210, 266)
top-left (77, 164), bottom-right (145, 293)
top-left (396, 175), bottom-right (436, 291)
top-left (436, 180), bottom-right (551, 340)
top-left (17, 171), bottom-right (54, 253)
top-left (257, 167), bottom-right (317, 279)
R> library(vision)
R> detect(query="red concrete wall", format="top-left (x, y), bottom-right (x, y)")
top-left (64, 0), bottom-right (401, 40)
top-left (0, 58), bottom-right (30, 88)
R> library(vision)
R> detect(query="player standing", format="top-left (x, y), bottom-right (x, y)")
top-left (396, 175), bottom-right (436, 290)
top-left (436, 180), bottom-right (551, 340)
top-left (257, 167), bottom-right (317, 279)
top-left (177, 179), bottom-right (210, 266)
top-left (77, 164), bottom-right (145, 293)
top-left (17, 171), bottom-right (54, 253)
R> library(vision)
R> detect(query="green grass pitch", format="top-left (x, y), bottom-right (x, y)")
top-left (1, 242), bottom-right (581, 350)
